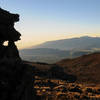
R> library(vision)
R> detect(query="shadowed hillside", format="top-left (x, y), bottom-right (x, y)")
top-left (56, 53), bottom-right (100, 84)
top-left (24, 53), bottom-right (100, 84)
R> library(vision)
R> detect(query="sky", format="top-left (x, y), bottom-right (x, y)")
top-left (1, 0), bottom-right (100, 49)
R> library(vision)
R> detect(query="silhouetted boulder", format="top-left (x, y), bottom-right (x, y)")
top-left (0, 8), bottom-right (19, 22)
top-left (0, 8), bottom-right (36, 100)
top-left (0, 8), bottom-right (21, 42)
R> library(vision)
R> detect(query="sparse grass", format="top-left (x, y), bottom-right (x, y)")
top-left (34, 76), bottom-right (100, 100)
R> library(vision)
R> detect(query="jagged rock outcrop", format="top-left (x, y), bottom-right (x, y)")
top-left (0, 8), bottom-right (36, 100)
top-left (0, 8), bottom-right (21, 42)
top-left (0, 8), bottom-right (21, 60)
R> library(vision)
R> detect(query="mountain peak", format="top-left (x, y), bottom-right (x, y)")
top-left (32, 36), bottom-right (100, 51)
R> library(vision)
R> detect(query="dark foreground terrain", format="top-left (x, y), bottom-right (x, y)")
top-left (28, 53), bottom-right (100, 100)
top-left (34, 76), bottom-right (100, 100)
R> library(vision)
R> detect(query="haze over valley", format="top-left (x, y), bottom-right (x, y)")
top-left (20, 36), bottom-right (100, 63)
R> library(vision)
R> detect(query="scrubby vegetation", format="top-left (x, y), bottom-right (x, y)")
top-left (34, 76), bottom-right (100, 100)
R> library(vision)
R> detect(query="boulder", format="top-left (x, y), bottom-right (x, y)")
top-left (0, 8), bottom-right (36, 100)
top-left (0, 8), bottom-right (21, 42)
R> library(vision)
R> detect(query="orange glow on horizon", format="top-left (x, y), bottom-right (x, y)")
top-left (17, 33), bottom-right (100, 49)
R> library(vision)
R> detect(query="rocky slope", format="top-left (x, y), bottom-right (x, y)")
top-left (34, 76), bottom-right (100, 100)
top-left (56, 53), bottom-right (100, 84)
top-left (29, 53), bottom-right (100, 100)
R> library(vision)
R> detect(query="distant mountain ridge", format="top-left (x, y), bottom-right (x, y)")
top-left (20, 36), bottom-right (100, 63)
top-left (32, 36), bottom-right (100, 50)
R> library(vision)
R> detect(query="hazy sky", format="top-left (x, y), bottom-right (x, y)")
top-left (1, 0), bottom-right (100, 49)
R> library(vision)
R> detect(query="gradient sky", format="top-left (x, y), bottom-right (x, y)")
top-left (1, 0), bottom-right (100, 49)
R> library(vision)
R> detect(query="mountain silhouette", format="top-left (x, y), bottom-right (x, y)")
top-left (32, 36), bottom-right (100, 50)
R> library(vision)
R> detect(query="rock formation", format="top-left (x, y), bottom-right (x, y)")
top-left (0, 8), bottom-right (35, 100)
